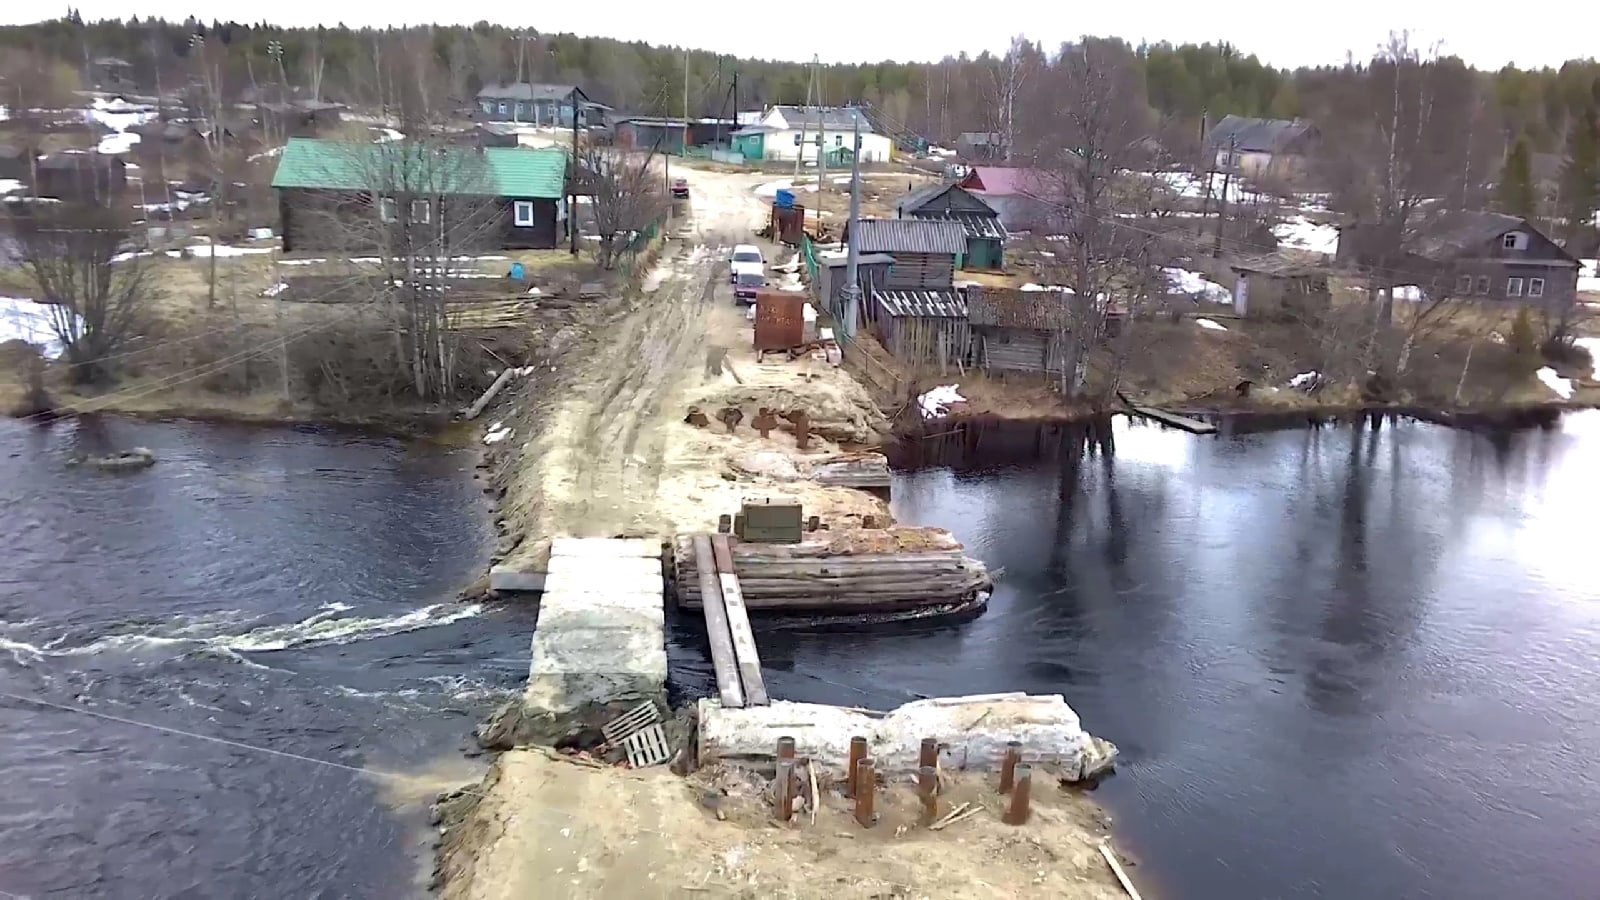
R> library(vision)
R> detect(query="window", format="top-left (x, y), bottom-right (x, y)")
top-left (1529, 277), bottom-right (1545, 298)
top-left (411, 199), bottom-right (431, 224)
top-left (480, 100), bottom-right (493, 114)
top-left (1475, 275), bottom-right (1490, 295)
top-left (1502, 232), bottom-right (1528, 250)
top-left (1506, 276), bottom-right (1524, 297)
top-left (378, 196), bottom-right (396, 223)
top-left (1455, 274), bottom-right (1473, 294)
top-left (834, 135), bottom-right (843, 147)
top-left (497, 101), bottom-right (508, 115)
top-left (513, 200), bottom-right (535, 227)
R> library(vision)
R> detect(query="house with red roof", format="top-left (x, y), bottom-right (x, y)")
top-left (956, 166), bottom-right (1056, 231)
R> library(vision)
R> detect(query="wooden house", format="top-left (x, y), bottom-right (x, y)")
top-left (847, 218), bottom-right (971, 372)
top-left (33, 152), bottom-right (126, 202)
top-left (270, 138), bottom-right (569, 253)
top-left (1336, 211), bottom-right (1580, 309)
top-left (1227, 256), bottom-right (1333, 318)
top-left (967, 287), bottom-right (1069, 375)
top-left (0, 144), bottom-right (33, 181)
top-left (956, 166), bottom-right (1055, 231)
top-left (894, 182), bottom-right (1006, 270)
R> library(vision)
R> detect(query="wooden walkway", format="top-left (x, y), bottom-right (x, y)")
top-left (1123, 403), bottom-right (1218, 434)
top-left (689, 534), bottom-right (769, 708)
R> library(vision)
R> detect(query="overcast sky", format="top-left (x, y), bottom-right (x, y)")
top-left (7, 2), bottom-right (1598, 70)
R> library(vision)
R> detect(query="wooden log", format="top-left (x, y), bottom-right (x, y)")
top-left (692, 535), bottom-right (745, 709)
top-left (462, 368), bottom-right (518, 420)
top-left (713, 535), bottom-right (768, 707)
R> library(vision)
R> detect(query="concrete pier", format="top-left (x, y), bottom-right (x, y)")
top-left (523, 537), bottom-right (668, 715)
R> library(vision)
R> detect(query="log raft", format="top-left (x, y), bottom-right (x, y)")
top-left (672, 527), bottom-right (991, 613)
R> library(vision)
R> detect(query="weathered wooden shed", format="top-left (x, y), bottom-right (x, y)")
top-left (846, 218), bottom-right (966, 290)
top-left (1228, 256), bottom-right (1333, 318)
top-left (894, 182), bottom-right (1007, 270)
top-left (815, 251), bottom-right (895, 330)
top-left (967, 286), bottom-right (1068, 375)
top-left (869, 288), bottom-right (971, 374)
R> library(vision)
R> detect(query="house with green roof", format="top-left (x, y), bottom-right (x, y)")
top-left (270, 138), bottom-right (571, 253)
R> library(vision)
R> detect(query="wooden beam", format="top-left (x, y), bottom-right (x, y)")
top-left (692, 534), bottom-right (744, 708)
top-left (712, 534), bottom-right (769, 706)
top-left (1124, 404), bottom-right (1218, 435)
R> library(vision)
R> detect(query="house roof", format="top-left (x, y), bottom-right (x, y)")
top-left (959, 166), bottom-right (1051, 197)
top-left (872, 288), bottom-right (968, 319)
top-left (933, 212), bottom-right (1006, 241)
top-left (1207, 115), bottom-right (1317, 154)
top-left (1409, 210), bottom-right (1578, 262)
top-left (895, 184), bottom-right (1003, 241)
top-left (768, 106), bottom-right (874, 134)
top-left (270, 138), bottom-right (567, 199)
top-left (477, 83), bottom-right (578, 102)
top-left (851, 218), bottom-right (967, 255)
top-left (958, 132), bottom-right (1002, 145)
top-left (967, 286), bottom-right (1068, 329)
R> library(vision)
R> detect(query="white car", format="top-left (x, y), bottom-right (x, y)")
top-left (730, 244), bottom-right (764, 282)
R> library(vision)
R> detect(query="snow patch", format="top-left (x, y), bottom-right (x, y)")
top-left (917, 384), bottom-right (965, 419)
top-left (0, 178), bottom-right (22, 195)
top-left (1, 296), bottom-right (76, 359)
top-left (1579, 259), bottom-right (1599, 294)
top-left (1536, 366), bottom-right (1574, 400)
top-left (1163, 267), bottom-right (1231, 303)
top-left (1195, 317), bottom-right (1229, 332)
top-left (1273, 216), bottom-right (1340, 255)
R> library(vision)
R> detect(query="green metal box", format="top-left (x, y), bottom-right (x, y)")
top-left (736, 499), bottom-right (803, 544)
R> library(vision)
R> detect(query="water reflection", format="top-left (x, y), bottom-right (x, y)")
top-left (735, 412), bottom-right (1600, 899)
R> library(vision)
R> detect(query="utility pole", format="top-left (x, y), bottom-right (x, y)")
top-left (1213, 135), bottom-right (1237, 257)
top-left (815, 56), bottom-right (826, 233)
top-left (839, 110), bottom-right (864, 342)
top-left (570, 88), bottom-right (581, 255)
top-left (682, 48), bottom-right (690, 157)
top-left (793, 62), bottom-right (814, 182)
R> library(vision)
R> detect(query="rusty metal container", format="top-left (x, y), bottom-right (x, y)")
top-left (771, 203), bottom-right (806, 245)
top-left (753, 290), bottom-right (804, 352)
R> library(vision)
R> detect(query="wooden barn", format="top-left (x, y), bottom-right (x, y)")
top-left (845, 218), bottom-right (972, 371)
top-left (893, 182), bottom-right (1006, 270)
top-left (967, 286), bottom-right (1069, 375)
top-left (271, 138), bottom-right (569, 254)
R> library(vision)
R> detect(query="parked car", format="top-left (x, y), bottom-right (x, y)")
top-left (730, 243), bottom-right (764, 283)
top-left (671, 177), bottom-right (689, 199)
top-left (734, 270), bottom-right (765, 305)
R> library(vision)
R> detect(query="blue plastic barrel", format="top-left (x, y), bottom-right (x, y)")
top-left (774, 189), bottom-right (795, 209)
top-left (508, 261), bottom-right (525, 281)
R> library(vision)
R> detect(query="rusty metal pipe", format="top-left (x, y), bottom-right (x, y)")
top-left (917, 764), bottom-right (938, 825)
top-left (999, 740), bottom-right (1022, 794)
top-left (1003, 764), bottom-right (1032, 826)
top-left (845, 736), bottom-right (868, 798)
top-left (776, 758), bottom-right (795, 822)
top-left (918, 737), bottom-right (938, 771)
top-left (854, 758), bottom-right (875, 827)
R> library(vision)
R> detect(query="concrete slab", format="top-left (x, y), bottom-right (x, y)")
top-left (488, 564), bottom-right (545, 593)
top-left (545, 555), bottom-right (662, 579)
top-left (534, 604), bottom-right (664, 632)
top-left (541, 569), bottom-right (664, 597)
top-left (550, 537), bottom-right (662, 559)
top-left (530, 624), bottom-right (666, 665)
top-left (539, 590), bottom-right (665, 613)
top-left (525, 662), bottom-right (669, 713)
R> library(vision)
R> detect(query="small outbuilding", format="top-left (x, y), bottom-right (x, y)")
top-left (894, 182), bottom-right (1006, 270)
top-left (966, 286), bottom-right (1069, 375)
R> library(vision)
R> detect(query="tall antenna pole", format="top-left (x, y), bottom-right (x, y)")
top-left (793, 64), bottom-right (813, 182)
top-left (839, 110), bottom-right (863, 342)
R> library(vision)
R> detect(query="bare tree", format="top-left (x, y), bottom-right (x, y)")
top-left (6, 203), bottom-right (151, 384)
top-left (1027, 40), bottom-right (1162, 399)
top-left (580, 145), bottom-right (670, 271)
top-left (985, 37), bottom-right (1036, 163)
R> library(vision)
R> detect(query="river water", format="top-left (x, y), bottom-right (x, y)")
top-left (0, 417), bottom-right (525, 899)
top-left (674, 411), bottom-right (1600, 900)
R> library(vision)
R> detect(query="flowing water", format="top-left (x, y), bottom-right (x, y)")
top-left (0, 416), bottom-right (526, 899)
top-left (672, 411), bottom-right (1600, 899)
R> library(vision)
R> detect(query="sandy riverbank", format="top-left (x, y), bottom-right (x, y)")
top-left (443, 161), bottom-right (1132, 899)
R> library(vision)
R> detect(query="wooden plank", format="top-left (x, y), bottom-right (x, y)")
top-left (712, 534), bottom-right (769, 706)
top-left (1126, 405), bottom-right (1218, 435)
top-left (692, 535), bottom-right (744, 708)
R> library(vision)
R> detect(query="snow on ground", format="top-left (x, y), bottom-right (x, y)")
top-left (1163, 267), bottom-right (1232, 303)
top-left (97, 130), bottom-right (140, 155)
top-left (1153, 170), bottom-right (1264, 205)
top-left (83, 97), bottom-right (157, 154)
top-left (373, 127), bottom-right (405, 143)
top-left (1195, 318), bottom-right (1229, 332)
top-left (1274, 216), bottom-right (1340, 255)
top-left (1536, 366), bottom-right (1574, 399)
top-left (0, 178), bottom-right (22, 195)
top-left (917, 384), bottom-right (965, 419)
top-left (1, 296), bottom-right (75, 359)
top-left (754, 179), bottom-right (792, 198)
top-left (1580, 259), bottom-right (1599, 294)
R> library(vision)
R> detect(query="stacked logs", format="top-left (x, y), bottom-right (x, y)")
top-left (672, 527), bottom-right (990, 612)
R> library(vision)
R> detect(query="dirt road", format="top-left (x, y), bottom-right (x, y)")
top-left (500, 165), bottom-right (889, 551)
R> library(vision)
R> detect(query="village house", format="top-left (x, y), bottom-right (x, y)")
top-left (741, 106), bottom-right (892, 163)
top-left (1335, 211), bottom-right (1581, 308)
top-left (955, 132), bottom-right (1006, 161)
top-left (0, 144), bottom-right (33, 182)
top-left (845, 217), bottom-right (970, 371)
top-left (611, 117), bottom-right (729, 154)
top-left (966, 286), bottom-right (1070, 375)
top-left (91, 56), bottom-right (134, 86)
top-left (270, 138), bottom-right (569, 253)
top-left (32, 151), bottom-right (126, 202)
top-left (1205, 115), bottom-right (1320, 179)
top-left (894, 182), bottom-right (1006, 270)
top-left (956, 166), bottom-right (1054, 232)
top-left (257, 100), bottom-right (347, 136)
top-left (474, 84), bottom-right (605, 128)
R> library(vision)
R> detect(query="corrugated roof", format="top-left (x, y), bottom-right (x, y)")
top-left (270, 138), bottom-right (567, 198)
top-left (1410, 210), bottom-right (1538, 259)
top-left (768, 105), bottom-right (874, 133)
top-left (1207, 116), bottom-right (1317, 154)
top-left (852, 218), bottom-right (967, 255)
top-left (477, 83), bottom-right (578, 102)
top-left (967, 286), bottom-right (1068, 329)
top-left (872, 289), bottom-right (968, 318)
top-left (909, 210), bottom-right (1006, 241)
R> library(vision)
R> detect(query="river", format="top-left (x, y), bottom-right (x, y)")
top-left (672, 411), bottom-right (1600, 899)
top-left (0, 416), bottom-right (527, 899)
